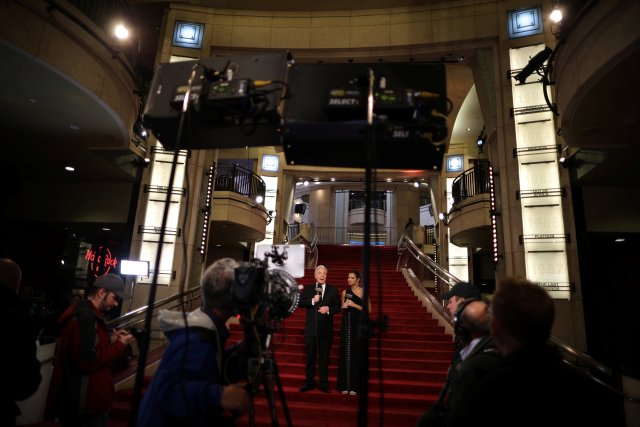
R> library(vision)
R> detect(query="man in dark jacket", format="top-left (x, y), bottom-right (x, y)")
top-left (137, 258), bottom-right (250, 427)
top-left (0, 258), bottom-right (41, 426)
top-left (416, 298), bottom-right (501, 427)
top-left (451, 277), bottom-right (620, 427)
top-left (298, 265), bottom-right (341, 393)
top-left (46, 273), bottom-right (135, 427)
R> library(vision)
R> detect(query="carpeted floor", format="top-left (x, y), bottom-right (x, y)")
top-left (107, 245), bottom-right (453, 427)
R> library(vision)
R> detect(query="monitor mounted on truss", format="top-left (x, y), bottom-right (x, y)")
top-left (142, 52), bottom-right (290, 150)
top-left (281, 62), bottom-right (449, 170)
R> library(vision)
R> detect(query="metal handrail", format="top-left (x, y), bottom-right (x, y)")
top-left (398, 234), bottom-right (639, 405)
top-left (397, 233), bottom-right (461, 291)
top-left (285, 224), bottom-right (318, 269)
top-left (107, 286), bottom-right (203, 331)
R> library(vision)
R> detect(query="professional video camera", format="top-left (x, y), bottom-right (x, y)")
top-left (231, 245), bottom-right (301, 328)
top-left (226, 245), bottom-right (302, 425)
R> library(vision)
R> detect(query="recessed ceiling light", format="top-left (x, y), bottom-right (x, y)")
top-left (64, 166), bottom-right (75, 172)
top-left (615, 238), bottom-right (625, 243)
top-left (102, 227), bottom-right (111, 231)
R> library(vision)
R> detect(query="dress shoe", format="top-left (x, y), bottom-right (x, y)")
top-left (318, 385), bottom-right (331, 393)
top-left (299, 383), bottom-right (315, 392)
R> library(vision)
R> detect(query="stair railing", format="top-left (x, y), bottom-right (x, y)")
top-left (397, 233), bottom-right (639, 410)
top-left (397, 233), bottom-right (460, 298)
top-left (285, 223), bottom-right (318, 269)
top-left (107, 286), bottom-right (203, 335)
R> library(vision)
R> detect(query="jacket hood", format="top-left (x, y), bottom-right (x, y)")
top-left (158, 308), bottom-right (214, 333)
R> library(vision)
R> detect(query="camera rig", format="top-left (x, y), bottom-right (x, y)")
top-left (227, 245), bottom-right (301, 427)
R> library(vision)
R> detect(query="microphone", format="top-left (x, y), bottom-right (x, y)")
top-left (315, 284), bottom-right (322, 296)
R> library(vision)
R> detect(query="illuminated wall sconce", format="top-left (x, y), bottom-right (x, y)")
top-left (507, 6), bottom-right (544, 39)
top-left (172, 21), bottom-right (204, 49)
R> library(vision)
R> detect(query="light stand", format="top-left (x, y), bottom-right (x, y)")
top-left (357, 68), bottom-right (375, 427)
top-left (127, 63), bottom-right (199, 427)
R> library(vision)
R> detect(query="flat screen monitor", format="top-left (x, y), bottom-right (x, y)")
top-left (281, 62), bottom-right (448, 170)
top-left (143, 52), bottom-right (290, 150)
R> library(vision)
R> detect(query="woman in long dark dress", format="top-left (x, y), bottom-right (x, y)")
top-left (337, 269), bottom-right (371, 395)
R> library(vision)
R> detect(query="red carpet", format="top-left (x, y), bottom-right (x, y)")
top-left (109, 245), bottom-right (452, 426)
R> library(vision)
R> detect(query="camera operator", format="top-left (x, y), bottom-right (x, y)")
top-left (138, 258), bottom-right (250, 427)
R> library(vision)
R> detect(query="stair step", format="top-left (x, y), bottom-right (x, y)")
top-left (110, 245), bottom-right (448, 427)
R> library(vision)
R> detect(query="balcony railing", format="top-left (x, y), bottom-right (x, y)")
top-left (287, 225), bottom-right (435, 246)
top-left (314, 226), bottom-right (404, 245)
top-left (451, 163), bottom-right (491, 205)
top-left (215, 163), bottom-right (266, 205)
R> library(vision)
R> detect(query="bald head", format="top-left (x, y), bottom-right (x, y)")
top-left (0, 258), bottom-right (22, 293)
top-left (459, 300), bottom-right (491, 339)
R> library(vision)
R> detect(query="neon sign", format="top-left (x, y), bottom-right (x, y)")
top-left (85, 245), bottom-right (118, 278)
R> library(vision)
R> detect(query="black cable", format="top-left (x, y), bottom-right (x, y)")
top-left (128, 63), bottom-right (200, 427)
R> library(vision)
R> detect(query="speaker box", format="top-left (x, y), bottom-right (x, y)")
top-left (142, 52), bottom-right (290, 150)
top-left (294, 203), bottom-right (306, 215)
top-left (281, 62), bottom-right (448, 170)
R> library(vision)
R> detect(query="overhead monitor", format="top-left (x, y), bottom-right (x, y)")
top-left (142, 52), bottom-right (290, 151)
top-left (281, 62), bottom-right (449, 170)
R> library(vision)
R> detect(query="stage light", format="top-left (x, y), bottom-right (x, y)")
top-left (133, 120), bottom-right (148, 141)
top-left (513, 46), bottom-right (553, 84)
top-left (413, 182), bottom-right (419, 188)
top-left (476, 126), bottom-right (486, 153)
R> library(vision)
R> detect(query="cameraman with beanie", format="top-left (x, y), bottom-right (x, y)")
top-left (138, 258), bottom-right (249, 426)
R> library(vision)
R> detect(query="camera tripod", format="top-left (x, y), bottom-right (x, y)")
top-left (242, 320), bottom-right (292, 427)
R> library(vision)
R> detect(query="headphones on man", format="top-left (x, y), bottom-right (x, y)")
top-left (454, 298), bottom-right (483, 342)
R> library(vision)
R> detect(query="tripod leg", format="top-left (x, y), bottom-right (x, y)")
top-left (272, 358), bottom-right (293, 427)
top-left (248, 394), bottom-right (255, 427)
top-left (261, 363), bottom-right (279, 427)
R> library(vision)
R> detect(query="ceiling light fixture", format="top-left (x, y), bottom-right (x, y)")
top-left (114, 23), bottom-right (130, 40)
top-left (550, 8), bottom-right (563, 23)
top-left (64, 166), bottom-right (75, 172)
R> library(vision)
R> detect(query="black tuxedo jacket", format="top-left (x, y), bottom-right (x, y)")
top-left (300, 283), bottom-right (341, 338)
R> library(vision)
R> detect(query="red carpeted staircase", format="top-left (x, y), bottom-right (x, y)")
top-left (107, 244), bottom-right (453, 427)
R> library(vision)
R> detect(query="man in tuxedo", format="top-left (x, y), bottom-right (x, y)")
top-left (299, 265), bottom-right (341, 393)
